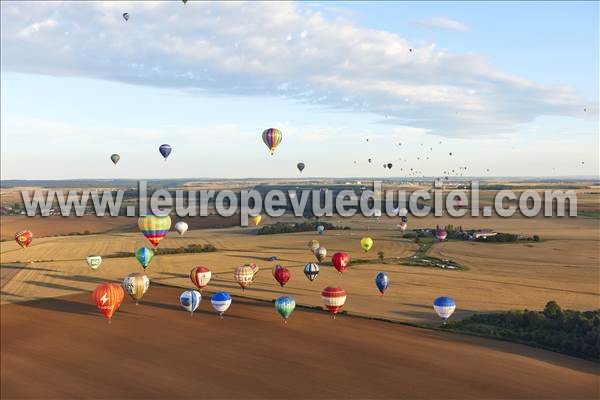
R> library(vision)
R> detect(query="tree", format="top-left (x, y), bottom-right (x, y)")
top-left (544, 301), bottom-right (562, 319)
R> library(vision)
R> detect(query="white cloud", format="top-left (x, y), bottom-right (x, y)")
top-left (418, 16), bottom-right (469, 32)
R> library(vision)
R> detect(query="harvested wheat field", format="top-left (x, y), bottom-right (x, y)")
top-left (1, 285), bottom-right (598, 400)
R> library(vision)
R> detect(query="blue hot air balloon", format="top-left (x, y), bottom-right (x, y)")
top-left (211, 292), bottom-right (232, 317)
top-left (375, 272), bottom-right (389, 295)
top-left (433, 296), bottom-right (456, 323)
top-left (159, 144), bottom-right (172, 160)
top-left (316, 225), bottom-right (325, 235)
top-left (180, 290), bottom-right (201, 316)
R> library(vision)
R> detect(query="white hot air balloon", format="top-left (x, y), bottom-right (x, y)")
top-left (86, 256), bottom-right (102, 270)
top-left (180, 290), bottom-right (201, 316)
top-left (174, 221), bottom-right (189, 236)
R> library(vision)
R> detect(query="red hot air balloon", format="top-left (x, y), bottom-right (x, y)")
top-left (190, 266), bottom-right (211, 291)
top-left (331, 252), bottom-right (350, 273)
top-left (321, 287), bottom-right (347, 318)
top-left (14, 230), bottom-right (33, 249)
top-left (435, 230), bottom-right (448, 242)
top-left (92, 283), bottom-right (124, 322)
top-left (273, 266), bottom-right (291, 287)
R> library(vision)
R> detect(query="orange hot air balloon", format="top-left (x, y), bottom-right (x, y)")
top-left (15, 230), bottom-right (33, 249)
top-left (92, 283), bottom-right (124, 322)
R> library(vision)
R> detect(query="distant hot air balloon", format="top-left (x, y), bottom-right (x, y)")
top-left (435, 230), bottom-right (448, 242)
top-left (398, 221), bottom-right (408, 232)
top-left (368, 158), bottom-right (372, 163)
top-left (182, 0), bottom-right (188, 3)
top-left (110, 154), bottom-right (120, 165)
top-left (375, 272), bottom-right (389, 295)
top-left (135, 247), bottom-right (154, 270)
top-left (449, 152), bottom-right (453, 156)
top-left (138, 214), bottom-right (171, 248)
top-left (122, 273), bottom-right (150, 305)
top-left (86, 256), bottom-right (102, 270)
top-left (297, 162), bottom-right (305, 173)
top-left (331, 252), bottom-right (350, 273)
top-left (308, 239), bottom-right (320, 253)
top-left (15, 230), bottom-right (33, 249)
top-left (249, 215), bottom-right (262, 226)
top-left (321, 287), bottom-right (347, 318)
top-left (383, 164), bottom-right (387, 169)
top-left (174, 221), bottom-right (188, 235)
top-left (234, 265), bottom-right (254, 290)
top-left (92, 283), bottom-right (124, 322)
top-left (433, 296), bottom-right (456, 323)
top-left (273, 266), bottom-right (291, 287)
top-left (211, 292), bottom-right (232, 317)
top-left (248, 263), bottom-right (259, 278)
top-left (316, 224), bottom-right (325, 235)
top-left (360, 237), bottom-right (373, 252)
top-left (373, 209), bottom-right (382, 220)
top-left (272, 264), bottom-right (283, 277)
top-left (180, 290), bottom-right (201, 316)
top-left (387, 163), bottom-right (393, 169)
top-left (275, 296), bottom-right (296, 323)
top-left (303, 262), bottom-right (319, 282)
top-left (315, 247), bottom-right (327, 263)
top-left (159, 144), bottom-right (172, 160)
top-left (398, 208), bottom-right (408, 217)
top-left (190, 266), bottom-right (211, 291)
top-left (262, 128), bottom-right (282, 155)
top-left (122, 13), bottom-right (130, 21)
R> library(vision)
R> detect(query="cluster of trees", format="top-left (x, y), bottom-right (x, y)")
top-left (106, 244), bottom-right (217, 258)
top-left (446, 301), bottom-right (599, 360)
top-left (257, 221), bottom-right (349, 235)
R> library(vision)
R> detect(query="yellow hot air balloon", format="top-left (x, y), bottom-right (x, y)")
top-left (122, 273), bottom-right (150, 305)
top-left (360, 236), bottom-right (374, 252)
top-left (249, 215), bottom-right (262, 226)
top-left (138, 214), bottom-right (171, 248)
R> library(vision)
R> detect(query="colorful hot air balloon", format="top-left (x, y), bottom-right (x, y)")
top-left (375, 272), bottom-right (389, 295)
top-left (174, 221), bottom-right (188, 235)
top-left (14, 230), bottom-right (32, 249)
top-left (110, 154), bottom-right (120, 165)
top-left (86, 256), bottom-right (102, 270)
top-left (262, 128), bottom-right (282, 155)
top-left (274, 296), bottom-right (296, 323)
top-left (248, 263), bottom-right (259, 280)
top-left (180, 290), bottom-right (201, 316)
top-left (315, 247), bottom-right (327, 263)
top-left (331, 252), bottom-right (350, 273)
top-left (190, 266), bottom-right (211, 290)
top-left (122, 273), bottom-right (150, 305)
top-left (433, 296), bottom-right (456, 323)
top-left (138, 214), bottom-right (171, 248)
top-left (92, 283), bottom-right (124, 322)
top-left (249, 215), bottom-right (262, 226)
top-left (234, 265), bottom-right (254, 290)
top-left (360, 237), bottom-right (373, 252)
top-left (272, 264), bottom-right (283, 277)
top-left (273, 266), bottom-right (291, 287)
top-left (435, 230), bottom-right (448, 242)
top-left (122, 13), bottom-right (130, 21)
top-left (159, 144), bottom-right (172, 160)
top-left (211, 292), bottom-right (232, 317)
top-left (135, 247), bottom-right (154, 270)
top-left (316, 224), bottom-right (325, 235)
top-left (308, 240), bottom-right (320, 253)
top-left (321, 287), bottom-right (347, 318)
top-left (303, 262), bottom-right (319, 282)
top-left (398, 221), bottom-right (408, 232)
top-left (297, 162), bottom-right (305, 173)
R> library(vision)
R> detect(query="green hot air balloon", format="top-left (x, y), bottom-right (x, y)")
top-left (274, 296), bottom-right (296, 323)
top-left (135, 247), bottom-right (154, 270)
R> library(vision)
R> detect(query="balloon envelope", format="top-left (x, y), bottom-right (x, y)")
top-left (135, 247), bottom-right (154, 269)
top-left (435, 230), bottom-right (448, 241)
top-left (190, 266), bottom-right (211, 290)
top-left (123, 273), bottom-right (150, 303)
top-left (315, 247), bottom-right (327, 263)
top-left (159, 144), bottom-right (172, 159)
top-left (297, 162), bottom-right (305, 172)
top-left (316, 225), bottom-right (325, 235)
top-left (92, 283), bottom-right (124, 320)
top-left (86, 256), bottom-right (102, 270)
top-left (308, 239), bottom-right (320, 253)
top-left (331, 252), bottom-right (350, 273)
top-left (375, 272), bottom-right (389, 295)
top-left (211, 292), bottom-right (232, 316)
top-left (360, 237), bottom-right (373, 252)
top-left (274, 267), bottom-right (291, 287)
top-left (321, 287), bottom-right (347, 316)
top-left (433, 296), bottom-right (456, 321)
top-left (275, 296), bottom-right (296, 321)
top-left (234, 265), bottom-right (254, 289)
top-left (110, 154), bottom-right (120, 165)
top-left (303, 262), bottom-right (319, 282)
top-left (174, 221), bottom-right (188, 235)
top-left (122, 13), bottom-right (129, 21)
top-left (15, 230), bottom-right (33, 249)
top-left (262, 128), bottom-right (282, 154)
top-left (180, 290), bottom-right (201, 314)
top-left (138, 215), bottom-right (171, 248)
top-left (249, 215), bottom-right (262, 226)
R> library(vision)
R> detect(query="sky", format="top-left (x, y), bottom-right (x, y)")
top-left (1, 1), bottom-right (598, 180)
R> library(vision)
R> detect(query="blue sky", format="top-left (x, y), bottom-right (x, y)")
top-left (1, 1), bottom-right (598, 179)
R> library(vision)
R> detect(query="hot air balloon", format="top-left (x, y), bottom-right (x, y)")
top-left (174, 221), bottom-right (188, 235)
top-left (211, 292), bottom-right (232, 317)
top-left (368, 158), bottom-right (372, 163)
top-left (360, 237), bottom-right (373, 252)
top-left (387, 163), bottom-right (393, 169)
top-left (398, 208), bottom-right (408, 217)
top-left (262, 128), bottom-right (282, 155)
top-left (308, 239), bottom-right (320, 253)
top-left (321, 287), bottom-right (347, 318)
top-left (159, 144), bottom-right (172, 160)
top-left (372, 209), bottom-right (382, 221)
top-left (122, 273), bottom-right (150, 305)
top-left (135, 247), bottom-right (154, 270)
top-left (316, 224), bottom-right (325, 235)
top-left (248, 263), bottom-right (259, 278)
top-left (234, 265), bottom-right (254, 290)
top-left (138, 214), bottom-right (171, 248)
top-left (190, 266), bottom-right (211, 291)
top-left (14, 230), bottom-right (33, 249)
top-left (180, 290), bottom-right (201, 316)
top-left (435, 230), bottom-right (448, 242)
top-left (110, 154), bottom-right (120, 165)
top-left (398, 221), bottom-right (408, 232)
top-left (272, 264), bottom-right (283, 277)
top-left (433, 296), bottom-right (456, 323)
top-left (383, 164), bottom-right (387, 169)
top-left (375, 272), bottom-right (389, 295)
top-left (315, 247), bottom-right (327, 263)
top-left (331, 252), bottom-right (350, 273)
top-left (275, 296), bottom-right (295, 323)
top-left (273, 266), bottom-right (291, 287)
top-left (249, 215), bottom-right (262, 226)
top-left (297, 162), bottom-right (305, 173)
top-left (92, 283), bottom-right (124, 322)
top-left (303, 262), bottom-right (319, 282)
top-left (122, 13), bottom-right (130, 21)
top-left (182, 0), bottom-right (188, 3)
top-left (86, 256), bottom-right (102, 270)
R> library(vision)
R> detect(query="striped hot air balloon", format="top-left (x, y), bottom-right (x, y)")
top-left (190, 266), bottom-right (211, 291)
top-left (180, 290), bottom-right (201, 316)
top-left (15, 230), bottom-right (33, 249)
top-left (122, 273), bottom-right (150, 305)
top-left (92, 283), bottom-right (124, 322)
top-left (303, 262), bottom-right (319, 282)
top-left (234, 265), bottom-right (254, 290)
top-left (211, 292), bottom-right (232, 317)
top-left (135, 247), bottom-right (154, 270)
top-left (321, 287), bottom-right (347, 318)
top-left (433, 296), bottom-right (456, 324)
top-left (262, 128), bottom-right (282, 155)
top-left (274, 296), bottom-right (296, 323)
top-left (138, 215), bottom-right (171, 248)
top-left (435, 230), bottom-right (448, 242)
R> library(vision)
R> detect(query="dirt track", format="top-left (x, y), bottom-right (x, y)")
top-left (1, 286), bottom-right (597, 399)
